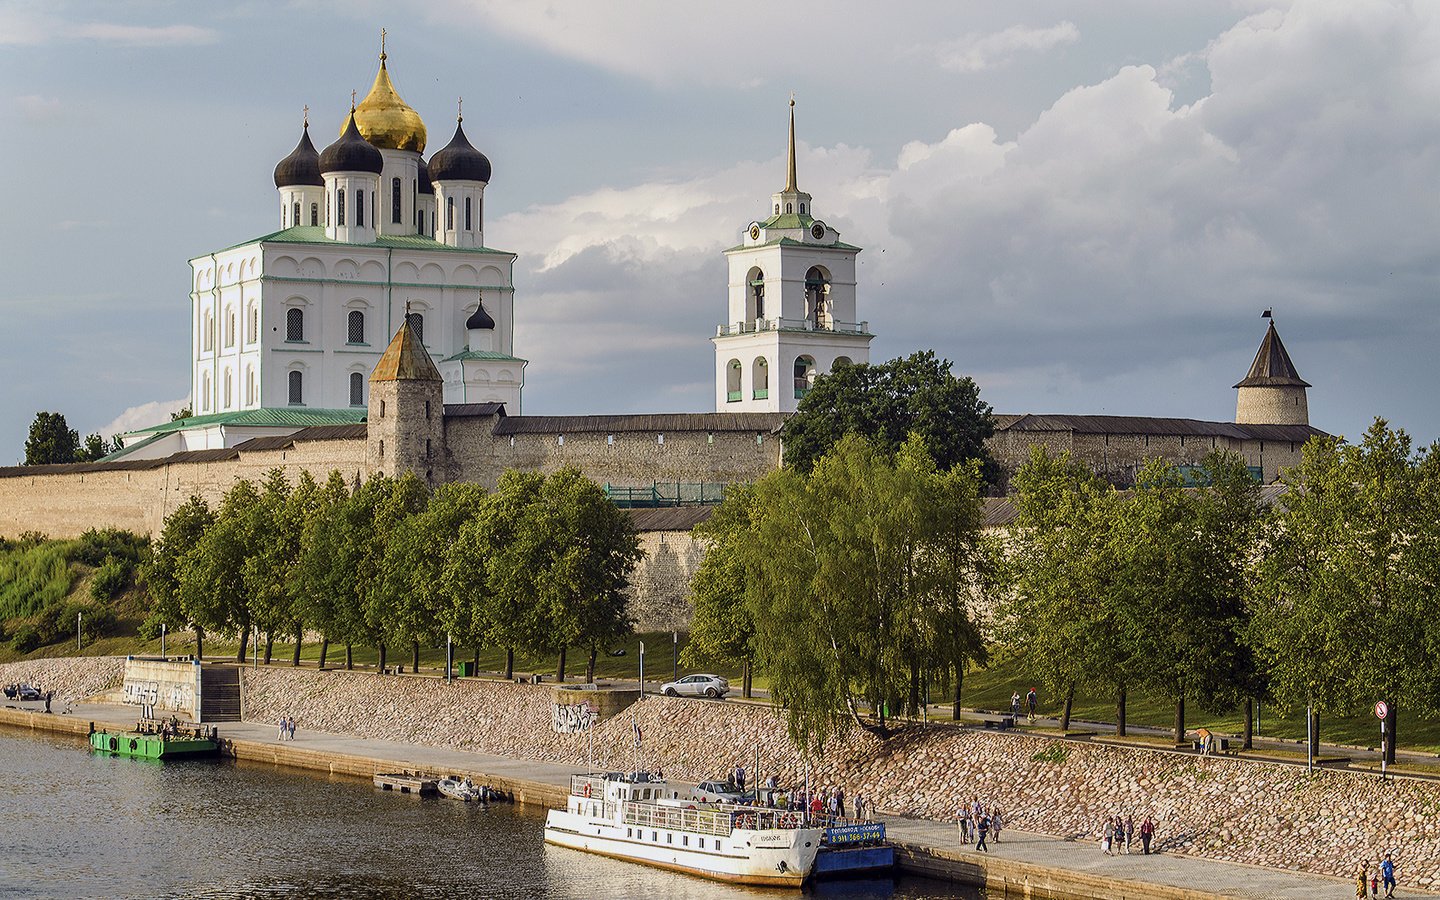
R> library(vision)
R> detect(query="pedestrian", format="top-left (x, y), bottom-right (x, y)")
top-left (1371, 864), bottom-right (1380, 900)
top-left (991, 808), bottom-right (1003, 843)
top-left (975, 813), bottom-right (990, 852)
top-left (1026, 687), bottom-right (1038, 724)
top-left (1140, 816), bottom-right (1154, 855)
top-left (957, 803), bottom-right (970, 845)
top-left (855, 793), bottom-right (866, 822)
top-left (1123, 815), bottom-right (1134, 854)
top-left (1381, 852), bottom-right (1396, 898)
top-left (1356, 861), bottom-right (1369, 899)
top-left (837, 786), bottom-right (846, 818)
top-left (1101, 819), bottom-right (1113, 855)
top-left (287, 716), bottom-right (297, 740)
top-left (1010, 691), bottom-right (1021, 719)
top-left (277, 715), bottom-right (287, 741)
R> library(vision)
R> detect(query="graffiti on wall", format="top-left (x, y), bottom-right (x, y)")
top-left (552, 701), bottom-right (598, 734)
top-left (122, 678), bottom-right (195, 713)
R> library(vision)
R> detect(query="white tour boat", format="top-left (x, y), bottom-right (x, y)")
top-left (544, 772), bottom-right (823, 887)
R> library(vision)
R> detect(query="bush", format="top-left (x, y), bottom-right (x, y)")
top-left (90, 557), bottom-right (129, 601)
top-left (36, 600), bottom-right (116, 645)
top-left (74, 528), bottom-right (147, 568)
top-left (10, 624), bottom-right (41, 653)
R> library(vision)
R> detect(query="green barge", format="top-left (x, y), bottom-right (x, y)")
top-left (89, 720), bottom-right (219, 760)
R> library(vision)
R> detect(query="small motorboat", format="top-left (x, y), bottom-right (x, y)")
top-left (437, 776), bottom-right (490, 803)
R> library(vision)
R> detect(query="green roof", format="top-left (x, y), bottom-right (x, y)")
top-left (126, 407), bottom-right (367, 437)
top-left (442, 349), bottom-right (528, 363)
top-left (760, 212), bottom-right (816, 230)
top-left (210, 226), bottom-right (515, 257)
top-left (725, 236), bottom-right (863, 253)
top-left (101, 431), bottom-right (166, 462)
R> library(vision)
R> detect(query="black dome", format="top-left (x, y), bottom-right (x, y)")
top-left (428, 120), bottom-right (491, 183)
top-left (319, 113), bottom-right (384, 176)
top-left (274, 125), bottom-right (322, 188)
top-left (417, 157), bottom-right (434, 195)
top-left (465, 302), bottom-right (495, 330)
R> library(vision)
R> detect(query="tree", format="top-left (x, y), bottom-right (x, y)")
top-left (179, 480), bottom-right (262, 661)
top-left (741, 434), bottom-right (993, 750)
top-left (1249, 421), bottom-right (1439, 759)
top-left (341, 473), bottom-right (429, 672)
top-left (293, 471), bottom-right (353, 668)
top-left (683, 484), bottom-right (760, 698)
top-left (243, 469), bottom-right (295, 664)
top-left (74, 433), bottom-right (113, 462)
top-left (779, 351), bottom-right (997, 482)
top-left (170, 406), bottom-right (193, 421)
top-left (140, 495), bottom-right (214, 655)
top-left (24, 412), bottom-right (79, 465)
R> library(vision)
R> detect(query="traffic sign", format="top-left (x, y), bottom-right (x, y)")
top-left (1376, 701), bottom-right (1389, 720)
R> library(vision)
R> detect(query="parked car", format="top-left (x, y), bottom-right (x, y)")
top-left (660, 673), bottom-right (729, 699)
top-left (692, 779), bottom-right (746, 804)
top-left (3, 684), bottom-right (43, 702)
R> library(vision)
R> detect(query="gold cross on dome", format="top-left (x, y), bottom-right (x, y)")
top-left (458, 96), bottom-right (463, 121)
top-left (351, 89), bottom-right (357, 110)
top-left (303, 105), bottom-right (309, 127)
top-left (381, 28), bottom-right (387, 59)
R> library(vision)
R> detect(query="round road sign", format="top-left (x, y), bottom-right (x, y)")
top-left (1375, 701), bottom-right (1389, 720)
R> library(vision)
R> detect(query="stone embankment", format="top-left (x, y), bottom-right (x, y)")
top-left (242, 666), bottom-right (1440, 889)
top-left (0, 656), bottom-right (124, 703)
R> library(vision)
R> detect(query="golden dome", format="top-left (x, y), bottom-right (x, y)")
top-left (350, 55), bottom-right (427, 153)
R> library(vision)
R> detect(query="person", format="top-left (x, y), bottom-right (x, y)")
top-left (836, 786), bottom-right (846, 818)
top-left (1123, 815), bottom-right (1134, 854)
top-left (855, 793), bottom-right (866, 821)
top-left (1381, 852), bottom-right (1396, 898)
top-left (1102, 818), bottom-right (1114, 855)
top-left (1026, 687), bottom-right (1038, 724)
top-left (975, 813), bottom-right (990, 852)
top-left (1357, 861), bottom-right (1369, 899)
top-left (735, 764), bottom-right (746, 792)
top-left (1010, 691), bottom-right (1021, 719)
top-left (1140, 816), bottom-right (1154, 854)
top-left (1371, 864), bottom-right (1380, 899)
top-left (1196, 727), bottom-right (1214, 756)
top-left (277, 715), bottom-right (288, 741)
top-left (991, 808), bottom-right (1003, 843)
top-left (287, 716), bottom-right (297, 740)
top-left (957, 803), bottom-right (971, 844)
top-left (766, 773), bottom-right (778, 790)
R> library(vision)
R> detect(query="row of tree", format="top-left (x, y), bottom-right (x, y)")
top-left (141, 467), bottom-right (642, 682)
top-left (24, 412), bottom-right (119, 464)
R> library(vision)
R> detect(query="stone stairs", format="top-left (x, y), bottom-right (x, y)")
top-left (199, 666), bottom-right (242, 722)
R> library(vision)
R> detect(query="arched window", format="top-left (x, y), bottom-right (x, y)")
top-left (245, 367), bottom-right (255, 405)
top-left (223, 309), bottom-right (234, 348)
top-left (774, 204), bottom-right (780, 215)
top-left (800, 203), bottom-right (806, 214)
top-left (786, 202), bottom-right (793, 213)
top-left (348, 310), bottom-right (365, 344)
top-left (201, 372), bottom-right (211, 411)
top-left (223, 370), bottom-right (233, 408)
top-left (310, 202), bottom-right (319, 226)
top-left (805, 266), bottom-right (831, 328)
top-left (446, 197), bottom-right (454, 230)
top-left (355, 189), bottom-right (365, 227)
top-left (465, 197), bottom-right (472, 231)
top-left (349, 372), bottom-right (365, 407)
top-left (292, 201), bottom-right (300, 227)
top-left (286, 307), bottom-right (304, 342)
top-left (834, 356), bottom-right (853, 369)
top-left (202, 312), bottom-right (213, 352)
top-left (287, 370), bottom-right (303, 405)
top-left (746, 267), bottom-right (765, 321)
top-left (392, 177), bottom-right (402, 224)
top-left (752, 357), bottom-right (769, 400)
top-left (794, 356), bottom-right (816, 398)
top-left (726, 359), bottom-right (742, 402)
top-left (406, 311), bottom-right (424, 343)
top-left (336, 189), bottom-right (345, 225)
top-left (248, 306), bottom-right (259, 343)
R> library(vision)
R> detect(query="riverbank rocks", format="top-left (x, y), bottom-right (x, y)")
top-left (0, 656), bottom-right (124, 703)
top-left (238, 666), bottom-right (1440, 886)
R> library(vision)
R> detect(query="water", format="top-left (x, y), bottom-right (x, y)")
top-left (0, 728), bottom-right (983, 900)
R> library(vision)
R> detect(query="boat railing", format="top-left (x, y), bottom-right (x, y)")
top-left (569, 774), bottom-right (607, 798)
top-left (622, 802), bottom-right (733, 837)
top-left (728, 808), bottom-right (810, 831)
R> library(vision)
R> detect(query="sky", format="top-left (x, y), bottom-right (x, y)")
top-left (2, 0), bottom-right (1437, 463)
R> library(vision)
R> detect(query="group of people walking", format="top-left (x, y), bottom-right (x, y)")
top-left (956, 796), bottom-right (1003, 852)
top-left (275, 715), bottom-right (297, 741)
top-left (1357, 854), bottom-right (1398, 899)
top-left (1100, 815), bottom-right (1155, 855)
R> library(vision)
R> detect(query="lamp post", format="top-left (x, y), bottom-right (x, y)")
top-left (77, 611), bottom-right (82, 651)
top-left (638, 640), bottom-right (645, 697)
top-left (672, 631), bottom-right (678, 682)
top-left (161, 623), bottom-right (167, 658)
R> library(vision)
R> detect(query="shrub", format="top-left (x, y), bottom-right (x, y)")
top-left (74, 528), bottom-right (147, 568)
top-left (90, 557), bottom-right (129, 601)
top-left (10, 624), bottom-right (41, 653)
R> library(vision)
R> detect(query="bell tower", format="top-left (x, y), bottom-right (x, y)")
top-left (1234, 316), bottom-right (1310, 426)
top-left (712, 100), bottom-right (873, 412)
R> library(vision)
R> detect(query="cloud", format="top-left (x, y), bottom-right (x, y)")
top-left (99, 396), bottom-right (191, 439)
top-left (933, 22), bottom-right (1081, 73)
top-left (0, 7), bottom-right (216, 46)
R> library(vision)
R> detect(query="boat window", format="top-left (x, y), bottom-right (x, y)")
top-left (699, 838), bottom-right (705, 849)
top-left (652, 831), bottom-right (658, 842)
top-left (667, 834), bottom-right (673, 844)
top-left (626, 828), bottom-right (632, 838)
top-left (683, 836), bottom-right (689, 846)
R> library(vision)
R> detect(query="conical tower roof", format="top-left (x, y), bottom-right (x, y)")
top-left (1234, 321), bottom-right (1310, 388)
top-left (371, 317), bottom-right (441, 382)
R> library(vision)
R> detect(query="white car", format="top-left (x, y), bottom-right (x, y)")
top-left (660, 673), bottom-right (729, 699)
top-left (692, 780), bottom-right (746, 804)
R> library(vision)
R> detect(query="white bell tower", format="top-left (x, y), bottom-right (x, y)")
top-left (712, 100), bottom-right (873, 412)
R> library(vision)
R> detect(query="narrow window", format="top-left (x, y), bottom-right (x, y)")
top-left (249, 307), bottom-right (259, 343)
top-left (657, 434), bottom-right (665, 445)
top-left (800, 203), bottom-right (806, 214)
top-left (292, 201), bottom-right (300, 227)
top-left (379, 400), bottom-right (385, 418)
top-left (425, 439), bottom-right (432, 459)
top-left (286, 307), bottom-right (304, 342)
top-left (392, 177), bottom-right (402, 224)
top-left (201, 373), bottom-right (210, 411)
top-left (202, 313), bottom-right (213, 352)
top-left (447, 197), bottom-right (454, 230)
top-left (348, 310), bottom-right (365, 344)
top-left (310, 202), bottom-right (319, 226)
top-left (337, 190), bottom-right (345, 225)
top-left (223, 311), bottom-right (234, 348)
top-left (786, 202), bottom-right (792, 213)
top-left (465, 196), bottom-right (472, 231)
top-left (406, 311), bottom-right (424, 343)
top-left (558, 434), bottom-right (564, 446)
top-left (379, 439), bottom-right (384, 458)
top-left (287, 370), bottom-right (303, 404)
top-left (356, 189), bottom-right (365, 227)
top-left (246, 368), bottom-right (254, 405)
top-left (223, 371), bottom-right (232, 408)
top-left (349, 372), bottom-right (364, 407)
top-left (424, 400), bottom-right (431, 418)
top-left (606, 434), bottom-right (614, 446)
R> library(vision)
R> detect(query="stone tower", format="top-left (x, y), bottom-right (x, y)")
top-left (368, 316), bottom-right (444, 481)
top-left (1234, 319), bottom-right (1310, 426)
top-left (712, 100), bottom-right (873, 412)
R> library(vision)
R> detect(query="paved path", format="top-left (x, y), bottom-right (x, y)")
top-left (30, 701), bottom-right (1416, 900)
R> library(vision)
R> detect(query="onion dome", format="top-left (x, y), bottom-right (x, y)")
top-left (465, 301), bottom-right (495, 330)
top-left (352, 54), bottom-right (427, 153)
top-left (428, 118), bottom-right (492, 183)
top-left (274, 123), bottom-right (322, 188)
top-left (320, 112), bottom-right (384, 175)
top-left (417, 157), bottom-right (434, 195)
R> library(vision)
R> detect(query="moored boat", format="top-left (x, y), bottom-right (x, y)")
top-left (544, 772), bottom-right (822, 887)
top-left (89, 719), bottom-right (219, 760)
top-left (437, 776), bottom-right (490, 802)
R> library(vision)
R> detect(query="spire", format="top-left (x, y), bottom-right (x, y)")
top-left (1234, 320), bottom-right (1310, 388)
top-left (784, 95), bottom-right (798, 193)
top-left (371, 315), bottom-right (441, 382)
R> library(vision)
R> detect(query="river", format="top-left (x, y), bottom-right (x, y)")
top-left (0, 728), bottom-right (983, 899)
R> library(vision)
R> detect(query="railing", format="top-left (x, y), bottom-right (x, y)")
top-left (624, 802), bottom-right (733, 837)
top-left (604, 482), bottom-right (729, 508)
top-left (726, 390), bottom-right (742, 402)
top-left (752, 388), bottom-right (769, 400)
top-left (570, 774), bottom-right (607, 798)
top-left (716, 318), bottom-right (870, 337)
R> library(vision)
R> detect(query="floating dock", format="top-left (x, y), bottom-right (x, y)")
top-left (373, 772), bottom-right (437, 795)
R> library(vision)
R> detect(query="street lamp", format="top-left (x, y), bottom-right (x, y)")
top-left (76, 611), bottom-right (82, 651)
top-left (161, 623), bottom-right (167, 658)
top-left (672, 631), bottom-right (678, 682)
top-left (639, 640), bottom-right (645, 697)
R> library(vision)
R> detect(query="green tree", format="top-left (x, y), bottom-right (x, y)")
top-left (24, 412), bottom-right (79, 465)
top-left (242, 469), bottom-right (295, 664)
top-left (779, 351), bottom-right (996, 481)
top-left (683, 484), bottom-right (760, 698)
top-left (74, 433), bottom-right (113, 462)
top-left (179, 480), bottom-right (262, 661)
top-left (293, 471), bottom-right (353, 668)
top-left (140, 495), bottom-right (214, 655)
